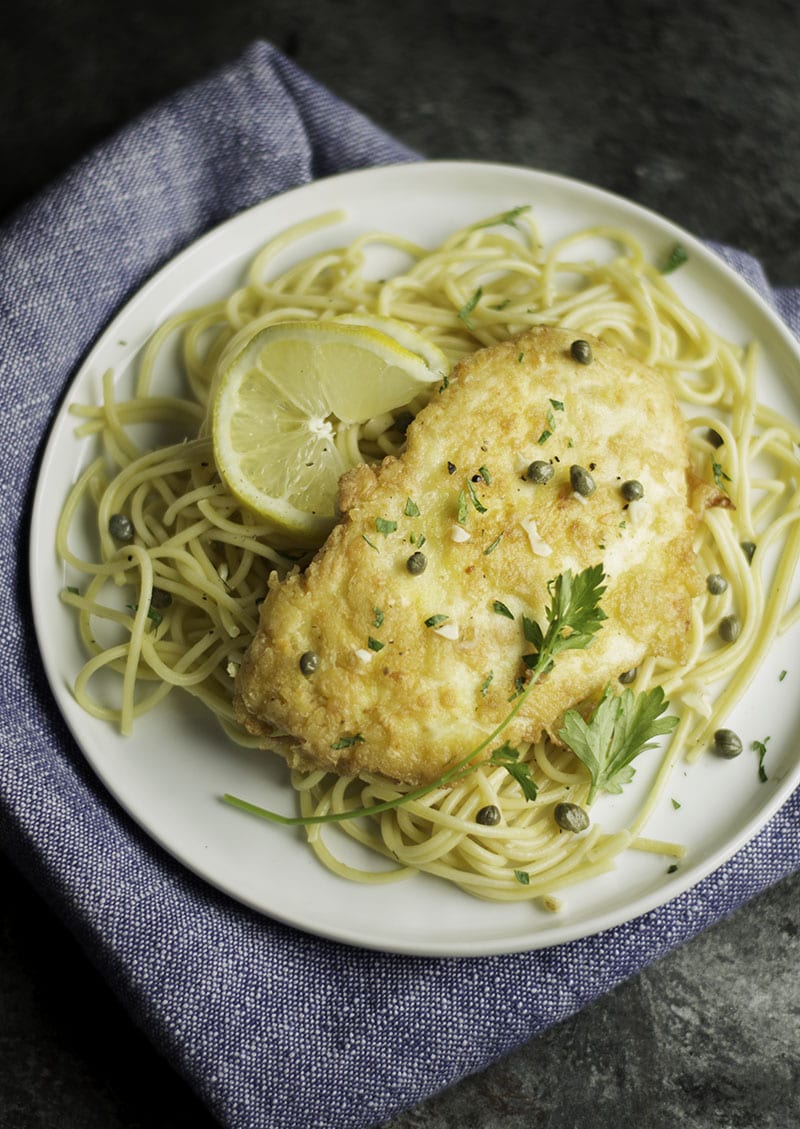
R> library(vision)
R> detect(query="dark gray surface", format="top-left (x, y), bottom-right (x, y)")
top-left (3, 2), bottom-right (800, 1127)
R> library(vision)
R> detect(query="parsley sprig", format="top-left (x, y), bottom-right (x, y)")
top-left (522, 565), bottom-right (607, 675)
top-left (559, 685), bottom-right (678, 802)
top-left (223, 565), bottom-right (607, 827)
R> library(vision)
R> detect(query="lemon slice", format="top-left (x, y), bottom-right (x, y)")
top-left (212, 319), bottom-right (445, 540)
top-left (334, 312), bottom-right (449, 373)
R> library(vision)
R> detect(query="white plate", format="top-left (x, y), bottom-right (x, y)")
top-left (30, 161), bottom-right (800, 956)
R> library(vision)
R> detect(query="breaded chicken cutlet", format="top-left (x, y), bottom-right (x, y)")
top-left (234, 325), bottom-right (718, 786)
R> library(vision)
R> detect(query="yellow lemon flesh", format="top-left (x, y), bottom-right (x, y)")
top-left (211, 319), bottom-right (447, 541)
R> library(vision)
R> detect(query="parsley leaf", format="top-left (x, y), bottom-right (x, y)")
top-left (404, 497), bottom-right (420, 517)
top-left (559, 685), bottom-right (678, 802)
top-left (522, 565), bottom-right (607, 673)
top-left (488, 741), bottom-right (538, 800)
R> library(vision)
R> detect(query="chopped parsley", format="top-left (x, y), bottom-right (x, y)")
top-left (457, 489), bottom-right (468, 524)
top-left (404, 497), bottom-right (420, 517)
top-left (484, 533), bottom-right (504, 556)
top-left (368, 636), bottom-right (385, 652)
top-left (126, 603), bottom-right (163, 627)
top-left (424, 613), bottom-right (449, 628)
top-left (480, 671), bottom-right (494, 697)
top-left (468, 205), bottom-right (531, 231)
top-left (373, 608), bottom-right (384, 628)
top-left (457, 286), bottom-right (483, 329)
top-left (466, 478), bottom-right (488, 513)
top-left (712, 460), bottom-right (732, 493)
top-left (514, 869), bottom-right (531, 885)
top-left (660, 243), bottom-right (689, 274)
top-left (331, 734), bottom-right (365, 750)
top-left (752, 737), bottom-right (770, 782)
top-left (492, 600), bottom-right (514, 619)
top-left (508, 675), bottom-right (526, 701)
top-left (376, 517), bottom-right (397, 535)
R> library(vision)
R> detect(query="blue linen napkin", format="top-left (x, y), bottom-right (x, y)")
top-left (1, 39), bottom-right (798, 1129)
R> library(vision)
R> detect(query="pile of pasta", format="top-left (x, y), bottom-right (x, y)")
top-left (59, 207), bottom-right (800, 904)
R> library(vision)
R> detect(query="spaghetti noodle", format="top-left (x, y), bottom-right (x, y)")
top-left (57, 206), bottom-right (800, 904)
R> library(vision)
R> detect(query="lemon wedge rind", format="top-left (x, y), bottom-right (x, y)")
top-left (211, 319), bottom-right (446, 540)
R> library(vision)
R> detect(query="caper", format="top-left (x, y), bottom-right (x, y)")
top-left (719, 614), bottom-right (741, 643)
top-left (618, 667), bottom-right (638, 684)
top-left (476, 804), bottom-right (501, 826)
top-left (150, 587), bottom-right (173, 610)
top-left (706, 573), bottom-right (728, 595)
top-left (713, 728), bottom-right (743, 759)
top-left (570, 464), bottom-right (596, 497)
top-left (570, 339), bottom-right (593, 365)
top-left (299, 650), bottom-right (320, 676)
top-left (108, 513), bottom-right (133, 542)
top-left (740, 540), bottom-right (756, 564)
top-left (554, 802), bottom-right (590, 833)
top-left (621, 479), bottom-right (644, 501)
top-left (526, 459), bottom-right (554, 484)
top-left (406, 551), bottom-right (427, 575)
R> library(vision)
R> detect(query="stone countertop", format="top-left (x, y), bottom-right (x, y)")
top-left (2, 2), bottom-right (799, 1127)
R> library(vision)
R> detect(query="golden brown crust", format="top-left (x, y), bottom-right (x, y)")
top-left (234, 326), bottom-right (708, 785)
